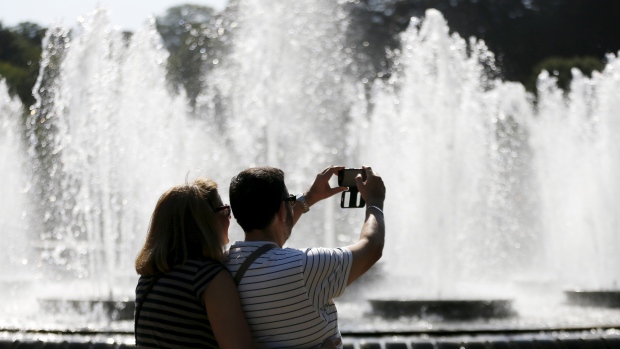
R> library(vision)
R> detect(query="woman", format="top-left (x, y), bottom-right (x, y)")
top-left (134, 178), bottom-right (253, 349)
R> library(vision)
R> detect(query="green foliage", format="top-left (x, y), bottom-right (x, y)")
top-left (0, 21), bottom-right (45, 108)
top-left (527, 56), bottom-right (605, 92)
top-left (347, 0), bottom-right (620, 89)
top-left (156, 4), bottom-right (216, 108)
top-left (1, 1), bottom-right (620, 111)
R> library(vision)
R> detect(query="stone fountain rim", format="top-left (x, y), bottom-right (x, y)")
top-left (565, 289), bottom-right (620, 294)
top-left (369, 298), bottom-right (514, 303)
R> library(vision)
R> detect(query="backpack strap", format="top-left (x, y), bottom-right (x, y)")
top-left (233, 244), bottom-right (277, 286)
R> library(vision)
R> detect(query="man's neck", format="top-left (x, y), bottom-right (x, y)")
top-left (244, 229), bottom-right (283, 247)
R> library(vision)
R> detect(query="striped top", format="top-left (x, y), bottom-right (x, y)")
top-left (226, 241), bottom-right (353, 349)
top-left (135, 259), bottom-right (224, 348)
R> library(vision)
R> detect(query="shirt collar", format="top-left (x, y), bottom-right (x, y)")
top-left (230, 241), bottom-right (280, 250)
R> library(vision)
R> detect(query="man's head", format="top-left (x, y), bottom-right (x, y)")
top-left (230, 167), bottom-right (293, 235)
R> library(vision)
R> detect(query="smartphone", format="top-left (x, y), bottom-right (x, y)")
top-left (338, 168), bottom-right (367, 188)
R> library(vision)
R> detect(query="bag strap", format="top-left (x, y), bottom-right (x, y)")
top-left (234, 244), bottom-right (276, 286)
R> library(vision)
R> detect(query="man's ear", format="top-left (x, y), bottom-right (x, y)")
top-left (276, 201), bottom-right (287, 222)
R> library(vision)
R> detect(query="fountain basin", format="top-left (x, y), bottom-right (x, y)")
top-left (369, 299), bottom-right (516, 320)
top-left (38, 299), bottom-right (135, 321)
top-left (565, 290), bottom-right (620, 308)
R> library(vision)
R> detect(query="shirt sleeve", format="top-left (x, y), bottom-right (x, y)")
top-left (302, 247), bottom-right (353, 309)
top-left (193, 260), bottom-right (225, 303)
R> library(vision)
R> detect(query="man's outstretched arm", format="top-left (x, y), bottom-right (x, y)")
top-left (345, 166), bottom-right (386, 286)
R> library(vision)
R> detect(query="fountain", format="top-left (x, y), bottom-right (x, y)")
top-left (7, 10), bottom-right (195, 325)
top-left (533, 58), bottom-right (620, 309)
top-left (1, 0), bottom-right (620, 347)
top-left (360, 11), bottom-right (537, 320)
top-left (0, 79), bottom-right (36, 307)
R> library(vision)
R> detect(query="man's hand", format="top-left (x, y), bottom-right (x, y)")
top-left (291, 166), bottom-right (348, 227)
top-left (304, 165), bottom-right (348, 207)
top-left (355, 166), bottom-right (386, 208)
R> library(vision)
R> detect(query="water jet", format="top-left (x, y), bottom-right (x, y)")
top-left (1, 0), bottom-right (620, 342)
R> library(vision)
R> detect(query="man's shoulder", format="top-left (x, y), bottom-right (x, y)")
top-left (299, 246), bottom-right (353, 268)
top-left (258, 246), bottom-right (305, 261)
top-left (225, 242), bottom-right (351, 266)
top-left (225, 242), bottom-right (304, 269)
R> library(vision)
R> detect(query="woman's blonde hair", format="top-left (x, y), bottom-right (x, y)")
top-left (135, 178), bottom-right (225, 275)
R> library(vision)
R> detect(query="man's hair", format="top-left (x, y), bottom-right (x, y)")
top-left (230, 167), bottom-right (286, 232)
top-left (135, 178), bottom-right (225, 275)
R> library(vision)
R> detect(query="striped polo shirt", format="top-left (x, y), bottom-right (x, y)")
top-left (226, 241), bottom-right (353, 349)
top-left (135, 259), bottom-right (224, 348)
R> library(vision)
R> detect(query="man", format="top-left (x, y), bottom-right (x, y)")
top-left (227, 165), bottom-right (385, 348)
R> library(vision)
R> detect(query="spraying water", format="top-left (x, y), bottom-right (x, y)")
top-left (365, 10), bottom-right (541, 300)
top-left (0, 79), bottom-right (33, 281)
top-left (533, 57), bottom-right (620, 291)
top-left (25, 10), bottom-right (190, 303)
top-left (1, 3), bottom-right (619, 331)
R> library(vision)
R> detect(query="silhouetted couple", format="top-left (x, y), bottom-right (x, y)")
top-left (134, 165), bottom-right (386, 348)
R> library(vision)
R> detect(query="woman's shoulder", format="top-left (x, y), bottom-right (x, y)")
top-left (184, 258), bottom-right (226, 272)
top-left (190, 258), bottom-right (229, 292)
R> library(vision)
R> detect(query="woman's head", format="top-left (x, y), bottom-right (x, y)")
top-left (135, 178), bottom-right (230, 275)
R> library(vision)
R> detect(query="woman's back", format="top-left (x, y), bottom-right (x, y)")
top-left (135, 259), bottom-right (224, 349)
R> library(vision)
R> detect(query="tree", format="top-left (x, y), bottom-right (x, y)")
top-left (528, 56), bottom-right (605, 92)
top-left (156, 4), bottom-right (215, 108)
top-left (342, 0), bottom-right (620, 91)
top-left (0, 22), bottom-right (45, 108)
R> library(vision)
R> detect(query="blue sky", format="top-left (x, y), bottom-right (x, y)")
top-left (2, 0), bottom-right (228, 31)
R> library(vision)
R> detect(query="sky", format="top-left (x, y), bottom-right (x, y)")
top-left (1, 0), bottom-right (229, 32)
